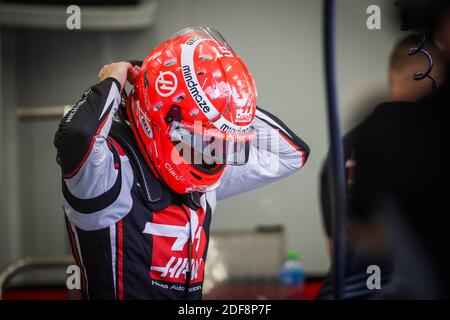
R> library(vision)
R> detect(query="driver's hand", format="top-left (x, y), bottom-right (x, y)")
top-left (98, 62), bottom-right (139, 91)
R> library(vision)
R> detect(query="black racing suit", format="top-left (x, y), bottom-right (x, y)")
top-left (54, 77), bottom-right (310, 299)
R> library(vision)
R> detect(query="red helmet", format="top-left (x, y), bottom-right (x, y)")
top-left (127, 27), bottom-right (257, 194)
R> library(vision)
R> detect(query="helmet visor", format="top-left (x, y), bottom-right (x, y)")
top-left (168, 121), bottom-right (255, 166)
top-left (171, 26), bottom-right (233, 51)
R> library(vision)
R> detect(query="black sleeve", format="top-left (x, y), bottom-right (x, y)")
top-left (54, 77), bottom-right (121, 177)
top-left (350, 101), bottom-right (415, 221)
top-left (320, 125), bottom-right (361, 238)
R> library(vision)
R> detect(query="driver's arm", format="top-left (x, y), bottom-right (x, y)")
top-left (215, 106), bottom-right (310, 200)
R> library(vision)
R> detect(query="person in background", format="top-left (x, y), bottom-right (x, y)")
top-left (350, 0), bottom-right (450, 299)
top-left (318, 33), bottom-right (446, 299)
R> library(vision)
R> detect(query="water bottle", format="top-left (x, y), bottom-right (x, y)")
top-left (280, 251), bottom-right (305, 299)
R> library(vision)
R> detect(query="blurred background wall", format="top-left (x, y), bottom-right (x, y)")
top-left (0, 0), bottom-right (402, 276)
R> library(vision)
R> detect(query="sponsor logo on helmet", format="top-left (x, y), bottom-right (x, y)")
top-left (139, 115), bottom-right (153, 138)
top-left (186, 36), bottom-right (201, 46)
top-left (182, 65), bottom-right (211, 114)
top-left (235, 106), bottom-right (253, 123)
top-left (217, 122), bottom-right (249, 133)
top-left (165, 163), bottom-right (185, 181)
top-left (155, 71), bottom-right (178, 97)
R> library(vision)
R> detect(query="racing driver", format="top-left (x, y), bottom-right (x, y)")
top-left (54, 27), bottom-right (310, 299)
